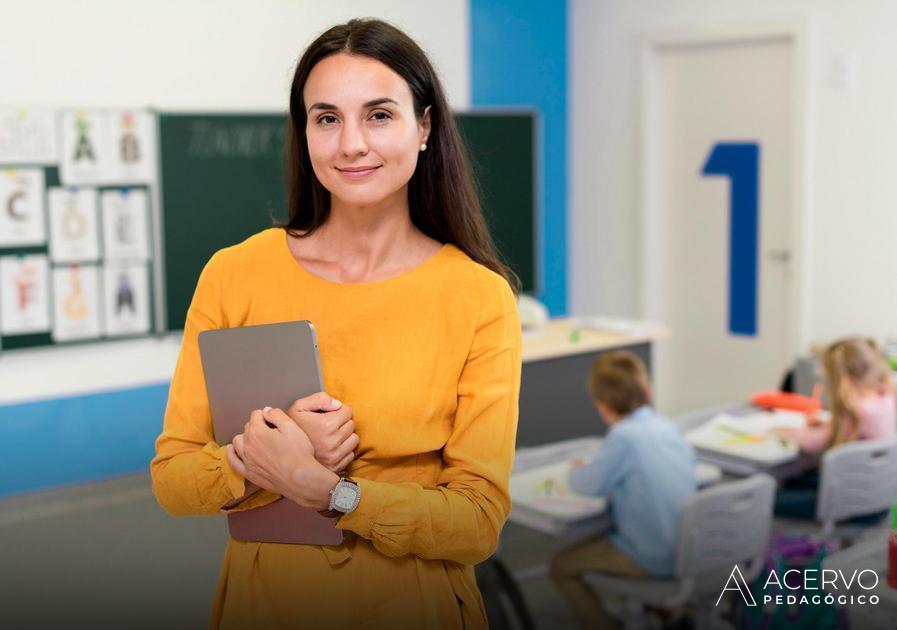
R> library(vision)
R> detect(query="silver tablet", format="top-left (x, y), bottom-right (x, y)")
top-left (199, 320), bottom-right (323, 444)
top-left (198, 320), bottom-right (343, 546)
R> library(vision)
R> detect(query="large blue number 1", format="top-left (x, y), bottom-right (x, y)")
top-left (701, 142), bottom-right (760, 337)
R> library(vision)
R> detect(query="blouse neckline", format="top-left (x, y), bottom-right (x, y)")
top-left (276, 228), bottom-right (453, 289)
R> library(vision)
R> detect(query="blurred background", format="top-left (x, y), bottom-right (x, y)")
top-left (2, 1), bottom-right (897, 628)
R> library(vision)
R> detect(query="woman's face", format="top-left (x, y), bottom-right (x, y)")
top-left (303, 53), bottom-right (430, 208)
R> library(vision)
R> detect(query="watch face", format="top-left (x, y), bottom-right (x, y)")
top-left (334, 485), bottom-right (355, 510)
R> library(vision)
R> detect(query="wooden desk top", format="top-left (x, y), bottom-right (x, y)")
top-left (521, 317), bottom-right (668, 363)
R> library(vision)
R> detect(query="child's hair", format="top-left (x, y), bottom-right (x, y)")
top-left (821, 337), bottom-right (894, 447)
top-left (588, 351), bottom-right (651, 416)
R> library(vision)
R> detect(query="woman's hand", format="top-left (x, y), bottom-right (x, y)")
top-left (232, 407), bottom-right (339, 511)
top-left (287, 392), bottom-right (360, 473)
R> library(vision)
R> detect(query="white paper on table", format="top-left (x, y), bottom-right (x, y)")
top-left (0, 107), bottom-right (58, 165)
top-left (100, 189), bottom-right (149, 260)
top-left (686, 414), bottom-right (800, 464)
top-left (0, 254), bottom-right (50, 334)
top-left (510, 460), bottom-right (608, 522)
top-left (52, 264), bottom-right (101, 341)
top-left (102, 262), bottom-right (150, 336)
top-left (48, 187), bottom-right (100, 263)
top-left (0, 168), bottom-right (46, 247)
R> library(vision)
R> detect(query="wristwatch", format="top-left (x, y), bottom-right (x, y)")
top-left (319, 477), bottom-right (361, 518)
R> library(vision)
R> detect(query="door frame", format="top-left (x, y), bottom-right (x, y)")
top-left (638, 20), bottom-right (811, 358)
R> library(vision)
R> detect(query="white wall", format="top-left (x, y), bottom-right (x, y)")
top-left (0, 0), bottom-right (469, 404)
top-left (1, 0), bottom-right (469, 110)
top-left (570, 0), bottom-right (897, 351)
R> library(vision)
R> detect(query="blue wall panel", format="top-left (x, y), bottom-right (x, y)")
top-left (471, 0), bottom-right (568, 315)
top-left (0, 384), bottom-right (168, 498)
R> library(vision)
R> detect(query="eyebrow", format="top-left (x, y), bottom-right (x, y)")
top-left (307, 97), bottom-right (399, 113)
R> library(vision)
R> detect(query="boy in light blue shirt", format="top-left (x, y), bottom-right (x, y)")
top-left (549, 351), bottom-right (696, 629)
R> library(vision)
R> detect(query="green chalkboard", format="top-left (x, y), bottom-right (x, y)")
top-left (159, 111), bottom-right (536, 331)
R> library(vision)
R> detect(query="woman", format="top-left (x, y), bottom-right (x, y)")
top-left (151, 18), bottom-right (522, 629)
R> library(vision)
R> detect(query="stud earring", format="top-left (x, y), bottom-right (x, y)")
top-left (420, 143), bottom-right (427, 151)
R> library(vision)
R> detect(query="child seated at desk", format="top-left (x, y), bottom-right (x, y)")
top-left (549, 351), bottom-right (696, 629)
top-left (774, 337), bottom-right (896, 518)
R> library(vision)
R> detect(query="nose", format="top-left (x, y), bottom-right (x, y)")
top-left (339, 118), bottom-right (369, 158)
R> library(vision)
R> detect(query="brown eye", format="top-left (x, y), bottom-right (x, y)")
top-left (317, 114), bottom-right (339, 126)
top-left (369, 110), bottom-right (391, 122)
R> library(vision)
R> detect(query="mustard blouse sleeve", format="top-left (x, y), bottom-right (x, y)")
top-left (150, 251), bottom-right (277, 515)
top-left (336, 275), bottom-right (522, 565)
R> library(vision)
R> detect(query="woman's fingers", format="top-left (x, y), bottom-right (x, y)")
top-left (226, 443), bottom-right (248, 477)
top-left (289, 391), bottom-right (342, 414)
top-left (334, 419), bottom-right (356, 444)
top-left (232, 434), bottom-right (246, 460)
top-left (334, 450), bottom-right (354, 473)
top-left (261, 407), bottom-right (292, 431)
top-left (333, 433), bottom-right (360, 461)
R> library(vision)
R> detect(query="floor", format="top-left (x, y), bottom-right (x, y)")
top-left (0, 473), bottom-right (577, 630)
top-left (2, 473), bottom-right (883, 630)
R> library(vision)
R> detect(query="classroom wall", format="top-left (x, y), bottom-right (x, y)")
top-left (0, 0), bottom-right (470, 111)
top-left (0, 0), bottom-right (573, 497)
top-left (569, 0), bottom-right (897, 348)
top-left (0, 0), bottom-right (472, 497)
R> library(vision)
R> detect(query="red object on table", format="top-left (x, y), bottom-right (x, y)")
top-left (750, 390), bottom-right (822, 413)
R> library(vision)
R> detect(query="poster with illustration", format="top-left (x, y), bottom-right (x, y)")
top-left (60, 109), bottom-right (156, 185)
top-left (51, 263), bottom-right (101, 341)
top-left (59, 110), bottom-right (112, 185)
top-left (102, 262), bottom-right (150, 336)
top-left (0, 168), bottom-right (46, 247)
top-left (0, 255), bottom-right (50, 335)
top-left (48, 187), bottom-right (100, 263)
top-left (0, 107), bottom-right (58, 165)
top-left (112, 110), bottom-right (156, 183)
top-left (100, 188), bottom-right (149, 260)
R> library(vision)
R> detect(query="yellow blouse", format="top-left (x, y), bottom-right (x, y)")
top-left (151, 228), bottom-right (522, 629)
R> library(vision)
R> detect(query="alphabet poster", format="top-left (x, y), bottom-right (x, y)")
top-left (100, 188), bottom-right (149, 260)
top-left (60, 109), bottom-right (156, 186)
top-left (48, 187), bottom-right (100, 263)
top-left (0, 107), bottom-right (58, 165)
top-left (0, 168), bottom-right (46, 247)
top-left (0, 254), bottom-right (50, 335)
top-left (52, 264), bottom-right (101, 341)
top-left (102, 262), bottom-right (150, 336)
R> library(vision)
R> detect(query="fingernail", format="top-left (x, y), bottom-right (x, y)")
top-left (331, 398), bottom-right (342, 409)
top-left (263, 406), bottom-right (271, 412)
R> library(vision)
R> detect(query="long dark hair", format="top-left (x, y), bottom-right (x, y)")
top-left (282, 18), bottom-right (520, 293)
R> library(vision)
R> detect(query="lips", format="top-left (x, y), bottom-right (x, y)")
top-left (336, 165), bottom-right (381, 172)
top-left (335, 165), bottom-right (382, 180)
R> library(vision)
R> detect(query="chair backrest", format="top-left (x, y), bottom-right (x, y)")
top-left (816, 438), bottom-right (897, 528)
top-left (674, 474), bottom-right (776, 579)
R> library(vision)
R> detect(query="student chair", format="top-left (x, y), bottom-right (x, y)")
top-left (816, 438), bottom-right (897, 540)
top-left (584, 474), bottom-right (776, 630)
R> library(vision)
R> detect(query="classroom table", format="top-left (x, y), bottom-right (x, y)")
top-left (673, 402), bottom-right (816, 480)
top-left (518, 318), bottom-right (667, 447)
top-left (509, 436), bottom-right (722, 539)
top-left (821, 531), bottom-right (897, 629)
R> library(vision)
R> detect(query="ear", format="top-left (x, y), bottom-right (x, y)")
top-left (420, 105), bottom-right (432, 142)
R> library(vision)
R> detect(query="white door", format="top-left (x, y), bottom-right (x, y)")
top-left (646, 36), bottom-right (797, 415)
